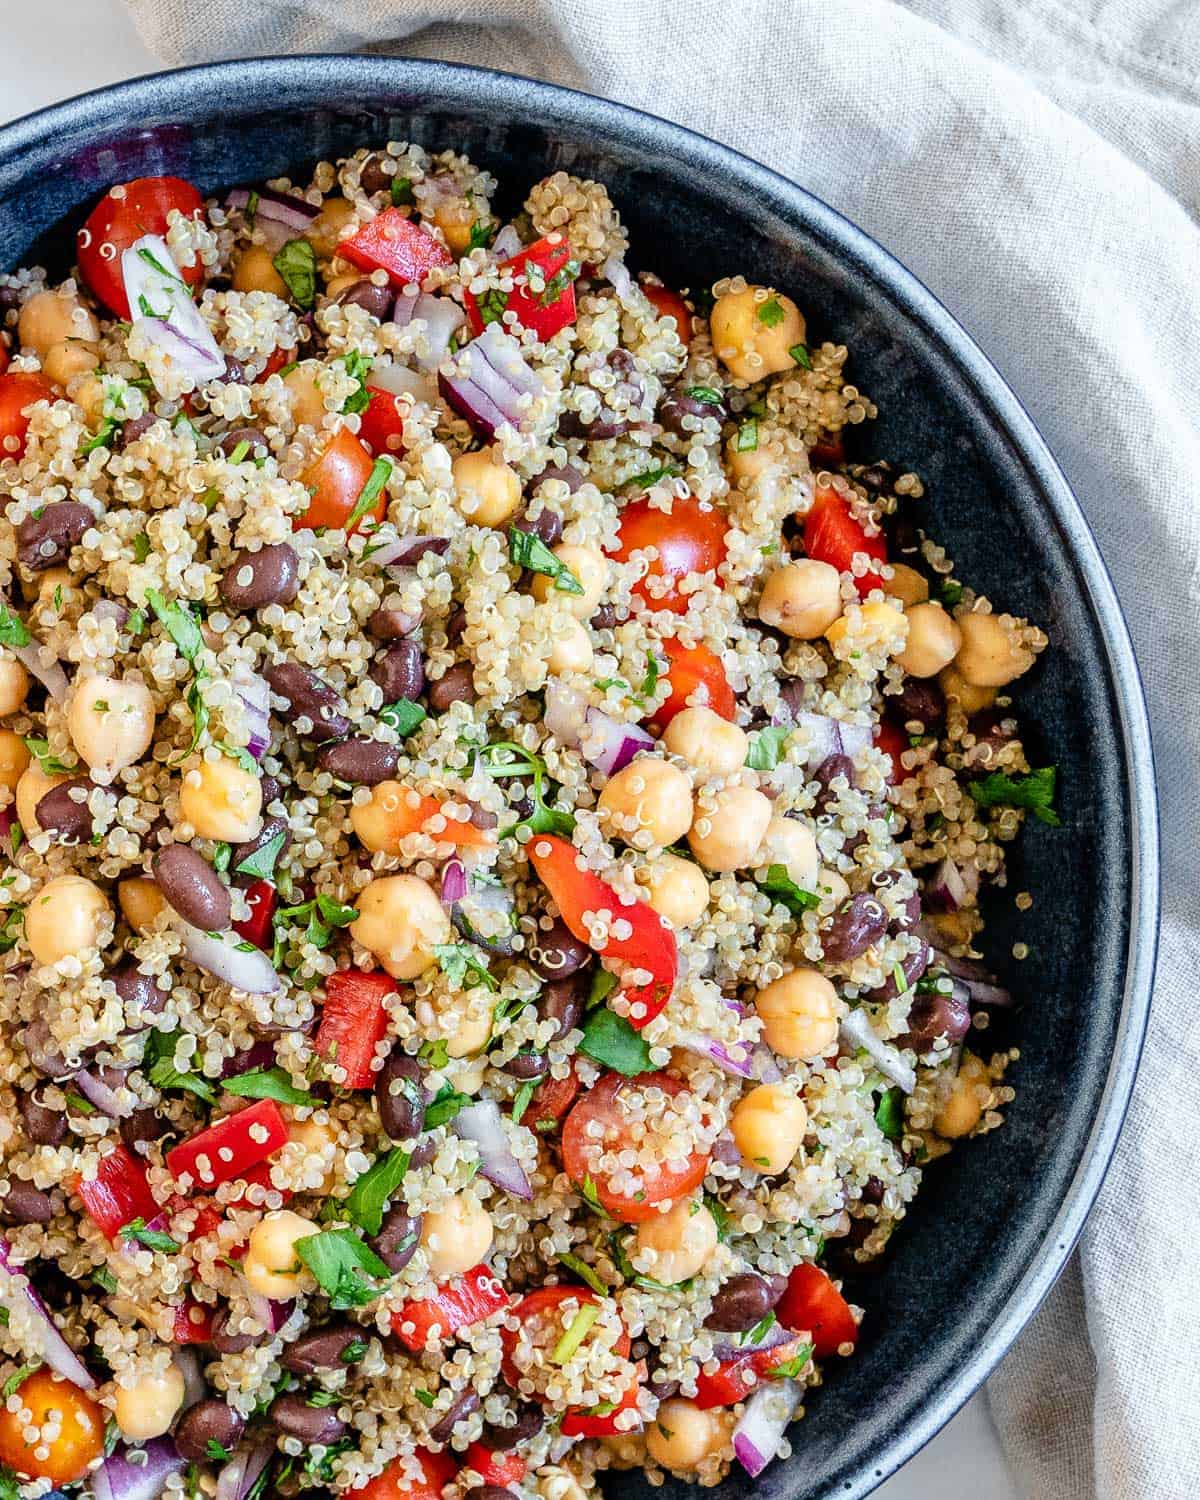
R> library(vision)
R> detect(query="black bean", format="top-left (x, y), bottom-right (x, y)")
top-left (120, 413), bottom-right (157, 446)
top-left (281, 1323), bottom-right (367, 1375)
top-left (34, 779), bottom-right (93, 841)
top-left (901, 990), bottom-right (971, 1051)
top-left (429, 1388), bottom-right (480, 1444)
top-left (777, 678), bottom-right (806, 722)
top-left (269, 1393), bottom-right (346, 1445)
top-left (110, 960), bottom-right (170, 1019)
top-left (589, 603), bottom-right (617, 631)
top-left (647, 1377), bottom-right (681, 1402)
top-left (367, 605), bottom-right (421, 641)
top-left (534, 976), bottom-right (585, 1044)
top-left (18, 1086), bottom-right (65, 1146)
top-left (375, 1052), bottom-right (426, 1142)
top-left (337, 279), bottom-right (394, 320)
top-left (704, 1272), bottom-right (779, 1332)
top-left (229, 815), bottom-right (290, 886)
top-left (174, 1400), bottom-right (246, 1463)
top-left (222, 358), bottom-right (248, 385)
top-left (520, 507), bottom-right (562, 548)
top-left (557, 409), bottom-right (630, 440)
top-left (527, 918), bottom-right (590, 982)
top-left (464, 1488), bottom-right (514, 1500)
top-left (153, 844), bottom-right (231, 931)
top-left (17, 501), bottom-right (93, 572)
top-left (371, 1205), bottom-right (421, 1272)
top-left (893, 677), bottom-right (944, 730)
top-left (265, 661), bottom-right (350, 743)
top-left (358, 153), bottom-right (394, 196)
top-left (210, 1307), bottom-right (255, 1354)
top-left (470, 806), bottom-right (499, 831)
top-left (22, 1019), bottom-right (72, 1079)
top-left (527, 463), bottom-right (583, 496)
top-left (120, 1106), bottom-right (162, 1150)
top-left (659, 386), bottom-right (729, 435)
top-left (820, 892), bottom-right (889, 961)
top-left (0, 287), bottom-right (20, 312)
top-left (427, 662), bottom-right (476, 712)
top-left (445, 607), bottom-right (468, 646)
top-left (406, 1139), bottom-right (436, 1170)
top-left (866, 944), bottom-right (932, 1002)
top-left (500, 1051), bottom-right (548, 1080)
top-left (855, 462), bottom-right (896, 495)
top-left (3, 1181), bottom-right (52, 1225)
top-left (813, 753), bottom-right (856, 812)
top-left (220, 542), bottom-right (300, 610)
top-left (861, 1176), bottom-right (886, 1205)
top-left (370, 640), bottom-right (426, 702)
top-left (215, 426), bottom-right (271, 461)
top-left (889, 512), bottom-right (922, 557)
top-left (966, 707), bottom-right (1018, 764)
top-left (258, 773), bottom-right (282, 809)
top-left (480, 1401), bottom-right (544, 1450)
top-left (317, 737), bottom-right (400, 786)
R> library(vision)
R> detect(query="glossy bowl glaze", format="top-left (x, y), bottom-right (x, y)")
top-left (0, 57), bottom-right (1158, 1500)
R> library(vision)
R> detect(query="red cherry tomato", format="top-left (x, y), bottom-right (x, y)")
top-left (523, 1058), bottom-right (581, 1131)
top-left (173, 1297), bottom-right (216, 1345)
top-left (464, 1444), bottom-right (525, 1487)
top-left (232, 878), bottom-right (276, 951)
top-left (561, 1072), bottom-right (709, 1223)
top-left (612, 494), bottom-right (728, 615)
top-left (803, 484), bottom-right (887, 597)
top-left (559, 1367), bottom-right (645, 1437)
top-left (298, 427), bottom-right (384, 533)
top-left (392, 1264), bottom-right (509, 1353)
top-left (777, 1262), bottom-right (860, 1358)
top-left (358, 385), bottom-right (409, 457)
top-left (76, 176), bottom-right (205, 318)
top-left (336, 208), bottom-right (452, 288)
top-left (0, 372), bottom-right (57, 461)
top-left (315, 969), bottom-right (396, 1089)
top-left (691, 1335), bottom-right (810, 1408)
top-left (0, 338), bottom-right (10, 377)
top-left (648, 635), bottom-right (736, 731)
top-left (873, 719), bottom-right (910, 785)
top-left (257, 345), bottom-right (297, 382)
top-left (500, 1286), bottom-right (632, 1389)
top-left (357, 1449), bottom-right (458, 1500)
top-left (0, 1369), bottom-right (105, 1483)
top-left (641, 283), bottom-right (693, 347)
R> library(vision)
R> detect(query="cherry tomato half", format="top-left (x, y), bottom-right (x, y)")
top-left (523, 1059), bottom-right (581, 1131)
top-left (612, 494), bottom-right (728, 615)
top-left (0, 1368), bottom-right (105, 1483)
top-left (648, 635), bottom-right (736, 731)
top-left (358, 385), bottom-right (408, 458)
top-left (77, 176), bottom-right (205, 318)
top-left (803, 484), bottom-right (887, 597)
top-left (356, 1448), bottom-right (458, 1500)
top-left (298, 427), bottom-right (384, 533)
top-left (500, 1286), bottom-right (632, 1393)
top-left (561, 1072), bottom-right (709, 1223)
top-left (777, 1262), bottom-right (860, 1358)
top-left (873, 719), bottom-right (909, 786)
top-left (641, 282), bottom-right (693, 347)
top-left (0, 372), bottom-right (57, 461)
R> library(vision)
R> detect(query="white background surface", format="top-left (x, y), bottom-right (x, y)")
top-left (0, 4), bottom-right (1021, 1498)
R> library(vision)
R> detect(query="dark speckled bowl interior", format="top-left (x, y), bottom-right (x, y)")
top-left (0, 57), bottom-right (1158, 1500)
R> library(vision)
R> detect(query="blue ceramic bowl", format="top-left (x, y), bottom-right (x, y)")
top-left (0, 57), bottom-right (1158, 1500)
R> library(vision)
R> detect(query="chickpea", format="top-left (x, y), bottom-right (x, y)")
top-left (0, 730), bottom-right (30, 793)
top-left (113, 1361), bottom-right (185, 1443)
top-left (817, 866), bottom-right (850, 909)
top-left (350, 874), bottom-right (450, 980)
top-left (646, 1398), bottom-right (724, 1472)
top-left (305, 198), bottom-right (357, 259)
top-left (67, 673), bottom-right (155, 779)
top-left (898, 602), bottom-right (962, 679)
top-left (954, 612), bottom-right (1035, 688)
top-left (756, 815), bottom-right (819, 890)
top-left (0, 657), bottom-right (29, 717)
top-left (42, 340), bottom-right (100, 388)
top-left (420, 1193), bottom-right (493, 1279)
top-left (938, 665), bottom-right (997, 716)
top-left (179, 756), bottom-right (263, 842)
top-left (119, 876), bottom-right (168, 934)
top-left (662, 706), bottom-right (748, 777)
top-left (427, 193), bottom-right (476, 256)
top-left (16, 760), bottom-right (67, 834)
top-left (545, 615), bottom-right (595, 675)
top-left (755, 968), bottom-right (839, 1060)
top-left (724, 430), bottom-right (776, 485)
top-left (825, 598), bottom-right (906, 655)
top-left (18, 289), bottom-right (100, 359)
top-left (634, 1198), bottom-right (718, 1285)
top-left (33, 566), bottom-right (73, 614)
top-left (538, 1467), bottom-right (589, 1500)
top-left (25, 874), bottom-right (111, 966)
top-left (443, 996), bottom-right (493, 1059)
top-left (886, 563), bottom-right (930, 608)
top-left (758, 559), bottom-right (842, 640)
top-left (642, 852), bottom-right (709, 929)
top-left (530, 544), bottom-right (608, 617)
top-left (710, 285), bottom-right (806, 382)
top-left (243, 1208), bottom-right (318, 1298)
top-left (232, 245), bottom-right (289, 299)
top-left (731, 1083), bottom-right (808, 1174)
top-left (72, 374), bottom-right (107, 426)
top-left (687, 784), bottom-right (772, 873)
top-left (284, 1116), bottom-right (338, 1194)
top-left (599, 757), bottom-right (694, 848)
top-left (282, 361), bottom-right (329, 428)
top-left (452, 448), bottom-right (521, 527)
top-left (934, 1054), bottom-right (990, 1140)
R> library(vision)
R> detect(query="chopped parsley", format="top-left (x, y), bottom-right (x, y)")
top-left (874, 1086), bottom-right (905, 1141)
top-left (467, 219), bottom-right (497, 251)
top-left (511, 1078), bottom-right (537, 1126)
top-left (476, 288), bottom-right (509, 326)
top-left (757, 297), bottom-right (785, 328)
top-left (789, 342), bottom-right (812, 369)
top-left (585, 968), bottom-right (619, 1011)
top-left (272, 892), bottom-right (358, 967)
top-left (579, 1174), bottom-right (605, 1215)
top-left (378, 698), bottom-right (427, 737)
top-left (344, 457), bottom-right (392, 532)
top-left (143, 1029), bottom-right (216, 1104)
top-left (557, 1252), bottom-right (608, 1296)
top-left (480, 740), bottom-right (576, 839)
top-left (1, 1362), bottom-right (42, 1399)
top-left (120, 1217), bottom-right (181, 1253)
top-left (22, 737), bottom-right (75, 776)
top-left (414, 1388), bottom-right (436, 1408)
top-left (145, 589), bottom-right (204, 663)
top-left (768, 1342), bottom-right (814, 1380)
top-left (579, 1007), bottom-right (653, 1077)
top-left (756, 863), bottom-right (821, 916)
top-left (272, 237), bottom-right (318, 309)
top-left (233, 827), bottom-right (288, 882)
top-left (433, 943), bottom-right (498, 992)
top-left (340, 350), bottom-right (374, 415)
top-left (343, 1146), bottom-right (410, 1237)
top-left (539, 258), bottom-right (581, 305)
top-left (966, 766), bottom-right (1060, 826)
top-left (736, 420), bottom-right (759, 452)
top-left (0, 604), bottom-right (31, 651)
top-left (937, 578), bottom-right (964, 607)
top-left (390, 177), bottom-right (414, 206)
top-left (551, 1302), bottom-right (599, 1364)
top-left (508, 526), bottom-right (583, 594)
top-left (424, 1084), bottom-right (471, 1130)
top-left (745, 724), bottom-right (791, 771)
top-left (624, 462), bottom-right (682, 491)
top-left (742, 1312), bottom-right (778, 1346)
top-left (224, 1067), bottom-right (312, 1106)
top-left (205, 1440), bottom-right (232, 1462)
top-left (683, 385), bottom-right (724, 406)
top-left (295, 1227), bottom-right (392, 1310)
top-left (80, 418), bottom-right (123, 456)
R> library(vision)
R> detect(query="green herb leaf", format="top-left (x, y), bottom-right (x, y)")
top-left (80, 418), bottom-right (122, 456)
top-left (757, 863), bottom-right (820, 916)
top-left (875, 1086), bottom-right (904, 1141)
top-left (625, 462), bottom-right (682, 491)
top-left (216, 741), bottom-right (259, 775)
top-left (390, 177), bottom-right (414, 206)
top-left (742, 1312), bottom-right (778, 1347)
top-left (467, 219), bottom-right (497, 252)
top-left (414, 1388), bottom-right (436, 1408)
top-left (508, 526), bottom-right (583, 594)
top-left (92, 1266), bottom-right (118, 1294)
top-left (343, 1147), bottom-right (410, 1237)
top-left (683, 386), bottom-right (724, 406)
top-left (379, 698), bottom-right (427, 737)
top-left (272, 238), bottom-right (318, 310)
top-left (424, 1084), bottom-right (470, 1130)
top-left (477, 288), bottom-right (509, 327)
top-left (485, 740), bottom-right (577, 840)
top-left (344, 457), bottom-right (392, 532)
top-left (966, 766), bottom-right (1060, 826)
top-left (63, 1088), bottom-right (95, 1116)
top-left (585, 968), bottom-right (618, 1011)
top-left (1, 1362), bottom-right (42, 1399)
top-left (306, 1390), bottom-right (340, 1408)
top-left (511, 1078), bottom-right (537, 1126)
top-left (745, 725), bottom-right (790, 771)
top-left (551, 1301), bottom-right (599, 1363)
top-left (579, 1174), bottom-right (605, 1215)
top-left (22, 737), bottom-right (75, 776)
top-left (120, 1216), bottom-right (181, 1253)
top-left (145, 589), bottom-right (204, 663)
top-left (735, 420), bottom-right (758, 452)
top-left (579, 1008), bottom-right (653, 1077)
top-left (937, 579), bottom-right (963, 608)
top-left (295, 1227), bottom-right (392, 1310)
top-left (212, 841), bottom-right (232, 875)
top-left (234, 827), bottom-right (288, 882)
top-left (341, 1339), bottom-right (369, 1363)
top-left (757, 297), bottom-right (785, 328)
top-left (143, 1028), bottom-right (217, 1104)
top-left (557, 1252), bottom-right (608, 1295)
top-left (340, 350), bottom-right (374, 415)
top-left (768, 1342), bottom-right (814, 1380)
top-left (205, 1440), bottom-right (232, 1462)
top-left (433, 943), bottom-right (498, 992)
top-left (0, 604), bottom-right (31, 651)
top-left (225, 1067), bottom-right (312, 1106)
top-left (539, 258), bottom-right (581, 306)
top-left (789, 342), bottom-right (813, 369)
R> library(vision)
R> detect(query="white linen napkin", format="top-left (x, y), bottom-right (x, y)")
top-left (119, 2), bottom-right (1200, 1494)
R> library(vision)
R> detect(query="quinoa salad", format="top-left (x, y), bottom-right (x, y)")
top-left (0, 143), bottom-right (1057, 1500)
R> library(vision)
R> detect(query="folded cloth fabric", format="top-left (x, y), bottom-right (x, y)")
top-left (121, 2), bottom-right (1200, 1495)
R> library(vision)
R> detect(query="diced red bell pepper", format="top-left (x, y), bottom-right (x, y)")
top-left (647, 636), bottom-right (736, 732)
top-left (315, 969), bottom-right (396, 1088)
top-left (777, 1263), bottom-right (859, 1358)
top-left (358, 386), bottom-right (408, 458)
top-left (523, 1059), bottom-right (581, 1132)
top-left (173, 1297), bottom-right (215, 1345)
top-left (356, 1448), bottom-right (458, 1500)
top-left (391, 1264), bottom-right (509, 1353)
top-left (691, 1335), bottom-right (810, 1409)
top-left (166, 1099), bottom-right (289, 1191)
top-left (464, 235), bottom-right (578, 342)
top-left (873, 719), bottom-right (910, 786)
top-left (463, 1445), bottom-right (525, 1487)
top-left (560, 1365), bottom-right (645, 1437)
top-left (258, 345), bottom-right (297, 382)
top-left (527, 834), bottom-right (676, 1026)
top-left (803, 484), bottom-right (887, 597)
top-left (77, 1144), bottom-right (159, 1240)
top-left (336, 208), bottom-right (452, 289)
top-left (232, 879), bottom-right (276, 951)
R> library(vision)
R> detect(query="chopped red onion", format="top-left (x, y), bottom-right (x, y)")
top-left (581, 709), bottom-right (654, 777)
top-left (246, 1294), bottom-right (293, 1334)
top-left (771, 706), bottom-right (872, 766)
top-left (491, 224), bottom-right (523, 260)
top-left (946, 970), bottom-right (1015, 1008)
top-left (122, 234), bottom-right (225, 388)
top-left (711, 1320), bottom-right (794, 1361)
top-left (840, 1007), bottom-right (917, 1094)
top-left (363, 535), bottom-right (450, 568)
top-left (215, 1439), bottom-right (275, 1500)
top-left (924, 857), bottom-right (979, 912)
top-left (179, 922), bottom-right (282, 995)
top-left (678, 1035), bottom-right (755, 1080)
top-left (440, 857), bottom-right (469, 905)
top-left (396, 293), bottom-right (465, 373)
top-left (93, 1438), bottom-right (184, 1500)
top-left (751, 1044), bottom-right (784, 1084)
top-left (175, 1347), bottom-right (206, 1414)
top-left (368, 362), bottom-right (435, 405)
top-left (451, 1099), bottom-right (532, 1200)
top-left (922, 938), bottom-right (1011, 1008)
top-left (226, 185), bottom-right (319, 241)
top-left (732, 1379), bottom-right (802, 1479)
top-left (0, 1239), bottom-right (96, 1389)
top-left (231, 671), bottom-right (271, 760)
top-left (439, 323), bottom-right (543, 438)
top-left (544, 680), bottom-right (588, 746)
top-left (601, 254), bottom-right (634, 302)
top-left (73, 1066), bottom-right (134, 1119)
top-left (91, 599), bottom-right (131, 628)
top-left (220, 1039), bottom-right (277, 1079)
top-left (0, 806), bottom-right (13, 843)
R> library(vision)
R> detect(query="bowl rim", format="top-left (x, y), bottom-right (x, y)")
top-left (0, 53), bottom-right (1160, 1496)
